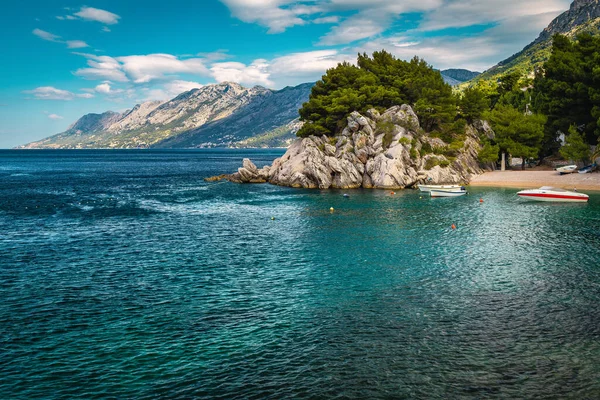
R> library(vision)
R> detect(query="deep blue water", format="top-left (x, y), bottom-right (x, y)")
top-left (1, 149), bottom-right (599, 399)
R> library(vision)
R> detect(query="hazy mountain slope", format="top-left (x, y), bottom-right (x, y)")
top-left (20, 82), bottom-right (312, 149)
top-left (471, 0), bottom-right (600, 84)
top-left (441, 69), bottom-right (481, 82)
top-left (21, 111), bottom-right (122, 149)
top-left (155, 83), bottom-right (313, 148)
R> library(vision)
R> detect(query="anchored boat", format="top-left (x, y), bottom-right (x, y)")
top-left (517, 187), bottom-right (589, 203)
top-left (418, 185), bottom-right (463, 193)
top-left (430, 188), bottom-right (468, 197)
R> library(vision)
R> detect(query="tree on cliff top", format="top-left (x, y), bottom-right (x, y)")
top-left (297, 51), bottom-right (457, 138)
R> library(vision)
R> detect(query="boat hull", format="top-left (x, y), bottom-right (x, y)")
top-left (418, 185), bottom-right (462, 192)
top-left (517, 193), bottom-right (588, 202)
top-left (430, 190), bottom-right (467, 198)
top-left (517, 187), bottom-right (589, 203)
top-left (556, 165), bottom-right (577, 174)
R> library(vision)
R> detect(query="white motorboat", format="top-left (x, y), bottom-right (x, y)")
top-left (418, 184), bottom-right (463, 192)
top-left (556, 165), bottom-right (578, 175)
top-left (430, 189), bottom-right (467, 197)
top-left (517, 186), bottom-right (589, 202)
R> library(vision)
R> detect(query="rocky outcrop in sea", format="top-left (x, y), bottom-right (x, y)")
top-left (217, 105), bottom-right (490, 190)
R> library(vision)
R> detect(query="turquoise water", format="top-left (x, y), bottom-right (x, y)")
top-left (1, 149), bottom-right (599, 399)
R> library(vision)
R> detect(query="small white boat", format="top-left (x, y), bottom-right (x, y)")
top-left (517, 186), bottom-right (589, 202)
top-left (556, 165), bottom-right (578, 175)
top-left (418, 185), bottom-right (463, 192)
top-left (430, 189), bottom-right (467, 197)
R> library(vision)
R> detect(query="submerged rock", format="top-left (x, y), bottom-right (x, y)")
top-left (214, 105), bottom-right (490, 189)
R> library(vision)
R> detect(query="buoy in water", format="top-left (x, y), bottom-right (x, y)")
top-left (451, 224), bottom-right (456, 230)
top-left (271, 217), bottom-right (275, 220)
top-left (391, 191), bottom-right (396, 195)
top-left (479, 198), bottom-right (484, 203)
top-left (330, 207), bottom-right (335, 212)
top-left (343, 194), bottom-right (349, 198)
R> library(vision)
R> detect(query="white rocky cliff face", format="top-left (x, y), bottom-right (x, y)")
top-left (221, 105), bottom-right (487, 189)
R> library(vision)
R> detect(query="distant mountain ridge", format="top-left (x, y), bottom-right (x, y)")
top-left (20, 82), bottom-right (314, 149)
top-left (440, 69), bottom-right (480, 86)
top-left (471, 0), bottom-right (600, 84)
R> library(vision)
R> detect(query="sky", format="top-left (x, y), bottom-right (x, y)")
top-left (0, 0), bottom-right (574, 148)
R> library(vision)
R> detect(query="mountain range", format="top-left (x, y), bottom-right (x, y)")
top-left (21, 82), bottom-right (313, 149)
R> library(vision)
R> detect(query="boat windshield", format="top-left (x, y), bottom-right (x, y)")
top-left (539, 186), bottom-right (567, 192)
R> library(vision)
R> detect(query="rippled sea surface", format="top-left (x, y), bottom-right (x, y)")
top-left (1, 149), bottom-right (599, 399)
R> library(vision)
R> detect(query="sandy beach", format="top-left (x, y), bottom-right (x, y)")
top-left (470, 170), bottom-right (600, 191)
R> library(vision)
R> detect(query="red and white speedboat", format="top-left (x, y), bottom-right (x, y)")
top-left (517, 186), bottom-right (589, 203)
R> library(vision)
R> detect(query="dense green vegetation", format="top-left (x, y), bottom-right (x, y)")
top-left (534, 33), bottom-right (600, 149)
top-left (466, 33), bottom-right (600, 168)
top-left (297, 51), bottom-right (456, 137)
top-left (299, 35), bottom-right (600, 169)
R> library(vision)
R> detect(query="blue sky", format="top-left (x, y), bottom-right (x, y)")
top-left (0, 0), bottom-right (573, 148)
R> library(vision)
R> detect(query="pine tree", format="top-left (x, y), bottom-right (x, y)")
top-left (560, 126), bottom-right (591, 163)
top-left (484, 104), bottom-right (546, 169)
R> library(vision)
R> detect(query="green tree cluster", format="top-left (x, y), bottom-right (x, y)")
top-left (297, 51), bottom-right (456, 137)
top-left (534, 33), bottom-right (600, 148)
top-left (484, 104), bottom-right (546, 169)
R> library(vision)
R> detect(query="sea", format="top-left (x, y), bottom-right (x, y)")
top-left (1, 149), bottom-right (599, 399)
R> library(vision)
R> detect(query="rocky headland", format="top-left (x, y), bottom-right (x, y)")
top-left (211, 105), bottom-right (493, 190)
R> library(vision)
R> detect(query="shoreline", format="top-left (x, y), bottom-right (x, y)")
top-left (469, 170), bottom-right (600, 191)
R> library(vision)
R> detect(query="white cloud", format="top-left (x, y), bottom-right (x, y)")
top-left (77, 93), bottom-right (95, 99)
top-left (140, 80), bottom-right (204, 101)
top-left (74, 53), bottom-right (211, 84)
top-left (32, 28), bottom-right (61, 42)
top-left (47, 114), bottom-right (64, 120)
top-left (95, 83), bottom-right (112, 94)
top-left (211, 59), bottom-right (273, 87)
top-left (116, 54), bottom-right (210, 83)
top-left (33, 28), bottom-right (90, 49)
top-left (66, 40), bottom-right (89, 49)
top-left (164, 80), bottom-right (203, 95)
top-left (102, 26), bottom-right (111, 32)
top-left (74, 7), bottom-right (121, 24)
top-left (219, 0), bottom-right (442, 40)
top-left (219, 0), bottom-right (571, 52)
top-left (24, 86), bottom-right (94, 100)
top-left (74, 53), bottom-right (129, 82)
top-left (313, 16), bottom-right (340, 24)
top-left (419, 0), bottom-right (570, 31)
top-left (25, 87), bottom-right (75, 100)
top-left (220, 0), bottom-right (306, 33)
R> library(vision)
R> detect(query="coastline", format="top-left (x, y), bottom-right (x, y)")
top-left (470, 170), bottom-right (600, 191)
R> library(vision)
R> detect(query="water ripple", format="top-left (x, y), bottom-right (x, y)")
top-left (0, 150), bottom-right (599, 399)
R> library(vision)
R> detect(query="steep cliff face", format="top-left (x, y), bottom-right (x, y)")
top-left (471, 0), bottom-right (600, 84)
top-left (536, 0), bottom-right (600, 43)
top-left (221, 105), bottom-right (487, 190)
top-left (19, 82), bottom-right (313, 149)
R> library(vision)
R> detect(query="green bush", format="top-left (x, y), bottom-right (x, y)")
top-left (425, 157), bottom-right (440, 170)
top-left (398, 137), bottom-right (411, 145)
top-left (382, 132), bottom-right (394, 149)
